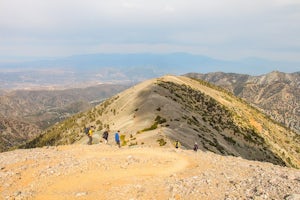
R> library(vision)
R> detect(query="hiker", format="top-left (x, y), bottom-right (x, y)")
top-left (87, 126), bottom-right (93, 145)
top-left (175, 140), bottom-right (181, 149)
top-left (102, 130), bottom-right (109, 144)
top-left (193, 142), bottom-right (198, 152)
top-left (84, 126), bottom-right (90, 144)
top-left (115, 130), bottom-right (121, 148)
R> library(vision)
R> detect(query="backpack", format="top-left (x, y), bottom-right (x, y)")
top-left (84, 127), bottom-right (90, 135)
top-left (102, 131), bottom-right (108, 139)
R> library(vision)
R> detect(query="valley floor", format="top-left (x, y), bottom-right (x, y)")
top-left (0, 144), bottom-right (299, 200)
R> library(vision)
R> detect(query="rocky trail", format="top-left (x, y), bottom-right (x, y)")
top-left (0, 144), bottom-right (299, 200)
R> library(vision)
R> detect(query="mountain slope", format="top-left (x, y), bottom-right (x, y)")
top-left (0, 84), bottom-right (129, 152)
top-left (0, 114), bottom-right (41, 152)
top-left (185, 71), bottom-right (300, 134)
top-left (23, 75), bottom-right (300, 168)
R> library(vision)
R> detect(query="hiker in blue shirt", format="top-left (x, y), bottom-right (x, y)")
top-left (115, 130), bottom-right (121, 148)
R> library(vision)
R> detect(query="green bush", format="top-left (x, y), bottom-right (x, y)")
top-left (129, 142), bottom-right (138, 146)
top-left (120, 134), bottom-right (127, 146)
top-left (155, 115), bottom-right (167, 124)
top-left (141, 123), bottom-right (158, 132)
top-left (157, 138), bottom-right (167, 146)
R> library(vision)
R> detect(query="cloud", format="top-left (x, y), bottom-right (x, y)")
top-left (0, 0), bottom-right (300, 62)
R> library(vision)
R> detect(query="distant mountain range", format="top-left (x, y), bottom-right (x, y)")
top-left (22, 75), bottom-right (300, 168)
top-left (1, 53), bottom-right (299, 90)
top-left (185, 71), bottom-right (300, 134)
top-left (0, 84), bottom-right (129, 151)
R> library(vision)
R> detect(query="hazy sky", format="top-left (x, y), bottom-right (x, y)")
top-left (1, 0), bottom-right (300, 62)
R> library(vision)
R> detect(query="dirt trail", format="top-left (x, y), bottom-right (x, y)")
top-left (0, 145), bottom-right (299, 200)
top-left (35, 147), bottom-right (191, 200)
top-left (1, 145), bottom-right (194, 200)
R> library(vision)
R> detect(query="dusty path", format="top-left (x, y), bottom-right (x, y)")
top-left (0, 145), bottom-right (193, 199)
top-left (35, 146), bottom-right (191, 200)
top-left (0, 144), bottom-right (299, 200)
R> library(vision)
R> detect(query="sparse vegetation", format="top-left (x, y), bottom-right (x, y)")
top-left (140, 123), bottom-right (158, 132)
top-left (157, 138), bottom-right (167, 146)
top-left (223, 135), bottom-right (236, 145)
top-left (120, 134), bottom-right (127, 146)
top-left (138, 115), bottom-right (167, 133)
top-left (155, 115), bottom-right (167, 124)
top-left (156, 80), bottom-right (297, 167)
top-left (129, 142), bottom-right (138, 146)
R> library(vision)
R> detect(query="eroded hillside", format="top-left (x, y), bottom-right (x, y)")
top-left (22, 75), bottom-right (300, 168)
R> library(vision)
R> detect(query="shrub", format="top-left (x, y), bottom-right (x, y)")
top-left (157, 138), bottom-right (167, 146)
top-left (155, 115), bottom-right (167, 124)
top-left (141, 123), bottom-right (158, 132)
top-left (223, 136), bottom-right (236, 145)
top-left (129, 142), bottom-right (138, 146)
top-left (120, 135), bottom-right (127, 146)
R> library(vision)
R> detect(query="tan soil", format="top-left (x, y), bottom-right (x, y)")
top-left (0, 144), bottom-right (299, 200)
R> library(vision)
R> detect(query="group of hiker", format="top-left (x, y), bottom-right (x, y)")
top-left (84, 126), bottom-right (121, 148)
top-left (84, 126), bottom-right (199, 151)
top-left (175, 140), bottom-right (199, 152)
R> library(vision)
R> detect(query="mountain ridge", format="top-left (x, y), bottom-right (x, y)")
top-left (22, 75), bottom-right (300, 168)
top-left (185, 71), bottom-right (300, 133)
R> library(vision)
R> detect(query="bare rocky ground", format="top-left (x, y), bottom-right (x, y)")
top-left (0, 144), bottom-right (299, 200)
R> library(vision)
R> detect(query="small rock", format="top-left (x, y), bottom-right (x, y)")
top-left (4, 183), bottom-right (11, 187)
top-left (135, 184), bottom-right (142, 189)
top-left (75, 192), bottom-right (88, 197)
top-left (284, 194), bottom-right (300, 200)
top-left (169, 174), bottom-right (177, 178)
top-left (14, 191), bottom-right (22, 196)
top-left (120, 163), bottom-right (128, 169)
top-left (5, 196), bottom-right (11, 200)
